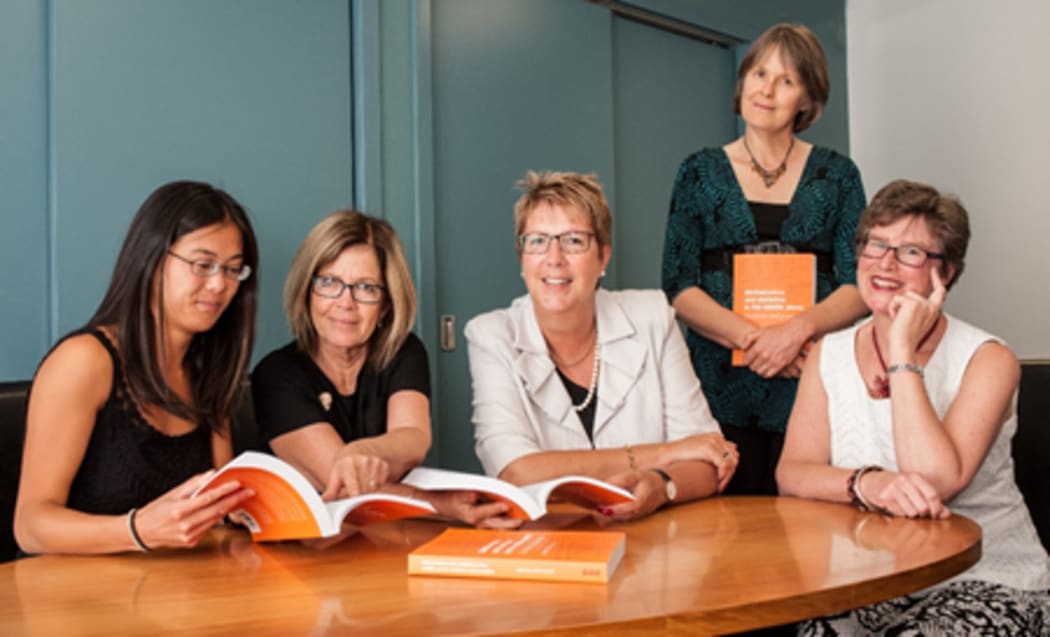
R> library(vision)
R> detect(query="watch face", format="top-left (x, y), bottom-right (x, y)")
top-left (665, 480), bottom-right (678, 502)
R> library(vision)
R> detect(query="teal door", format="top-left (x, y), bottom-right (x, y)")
top-left (610, 17), bottom-right (738, 290)
top-left (429, 2), bottom-right (737, 470)
top-left (429, 0), bottom-right (615, 471)
top-left (48, 0), bottom-right (354, 360)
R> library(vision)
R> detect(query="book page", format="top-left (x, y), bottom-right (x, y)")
top-left (327, 493), bottom-right (436, 527)
top-left (401, 467), bottom-right (543, 520)
top-left (194, 452), bottom-right (330, 540)
top-left (520, 476), bottom-right (634, 513)
top-left (403, 468), bottom-right (635, 520)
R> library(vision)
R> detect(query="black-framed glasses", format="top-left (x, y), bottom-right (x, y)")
top-left (858, 238), bottom-right (944, 268)
top-left (168, 251), bottom-right (251, 282)
top-left (311, 275), bottom-right (385, 303)
top-left (517, 231), bottom-right (596, 255)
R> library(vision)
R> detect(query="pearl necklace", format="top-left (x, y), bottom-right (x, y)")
top-left (573, 339), bottom-right (601, 413)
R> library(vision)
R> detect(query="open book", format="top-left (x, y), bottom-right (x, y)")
top-left (401, 467), bottom-right (634, 520)
top-left (409, 528), bottom-right (626, 583)
top-left (731, 252), bottom-right (816, 365)
top-left (194, 451), bottom-right (436, 541)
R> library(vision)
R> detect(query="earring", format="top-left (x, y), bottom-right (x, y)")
top-left (600, 270), bottom-right (606, 278)
top-left (520, 272), bottom-right (525, 278)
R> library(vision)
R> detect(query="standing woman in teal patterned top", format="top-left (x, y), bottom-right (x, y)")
top-left (662, 23), bottom-right (868, 495)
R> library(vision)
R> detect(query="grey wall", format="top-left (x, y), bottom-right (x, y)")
top-left (847, 0), bottom-right (1049, 358)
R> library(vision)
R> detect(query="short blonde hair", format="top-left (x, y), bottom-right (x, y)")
top-left (733, 23), bottom-right (830, 133)
top-left (513, 171), bottom-right (612, 249)
top-left (284, 210), bottom-right (417, 370)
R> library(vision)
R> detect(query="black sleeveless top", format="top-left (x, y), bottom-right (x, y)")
top-left (749, 202), bottom-right (790, 241)
top-left (52, 327), bottom-right (212, 515)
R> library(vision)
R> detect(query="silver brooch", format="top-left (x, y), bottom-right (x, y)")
top-left (318, 391), bottom-right (333, 412)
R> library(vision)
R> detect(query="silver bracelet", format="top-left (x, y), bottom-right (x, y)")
top-left (886, 363), bottom-right (924, 378)
top-left (127, 508), bottom-right (150, 552)
top-left (848, 465), bottom-right (880, 511)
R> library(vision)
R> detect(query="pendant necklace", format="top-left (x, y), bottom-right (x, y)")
top-left (869, 318), bottom-right (940, 399)
top-left (743, 135), bottom-right (794, 187)
top-left (549, 325), bottom-right (601, 412)
top-left (549, 325), bottom-right (596, 369)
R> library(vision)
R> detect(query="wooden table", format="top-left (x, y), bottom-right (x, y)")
top-left (0, 496), bottom-right (980, 636)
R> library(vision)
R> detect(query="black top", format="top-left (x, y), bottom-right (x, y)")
top-left (251, 333), bottom-right (431, 447)
top-left (554, 368), bottom-right (597, 445)
top-left (749, 201), bottom-right (790, 241)
top-left (47, 327), bottom-right (212, 516)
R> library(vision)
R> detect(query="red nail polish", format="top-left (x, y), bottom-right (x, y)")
top-left (601, 508), bottom-right (613, 516)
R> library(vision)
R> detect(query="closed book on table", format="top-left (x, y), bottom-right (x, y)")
top-left (408, 528), bottom-right (626, 583)
top-left (731, 253), bottom-right (816, 365)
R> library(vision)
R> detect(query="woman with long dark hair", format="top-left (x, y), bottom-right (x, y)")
top-left (15, 180), bottom-right (258, 554)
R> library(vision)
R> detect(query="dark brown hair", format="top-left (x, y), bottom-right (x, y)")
top-left (90, 181), bottom-right (259, 433)
top-left (733, 23), bottom-right (830, 132)
top-left (856, 179), bottom-right (971, 288)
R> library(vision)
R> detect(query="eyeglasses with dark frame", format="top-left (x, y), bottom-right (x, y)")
top-left (517, 231), bottom-right (596, 255)
top-left (168, 251), bottom-right (252, 282)
top-left (311, 275), bottom-right (386, 304)
top-left (858, 238), bottom-right (945, 268)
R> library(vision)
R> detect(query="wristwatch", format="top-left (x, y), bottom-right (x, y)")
top-left (649, 468), bottom-right (677, 503)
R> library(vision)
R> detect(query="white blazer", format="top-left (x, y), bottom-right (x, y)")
top-left (465, 288), bottom-right (720, 477)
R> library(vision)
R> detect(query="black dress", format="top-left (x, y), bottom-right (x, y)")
top-left (39, 327), bottom-right (212, 516)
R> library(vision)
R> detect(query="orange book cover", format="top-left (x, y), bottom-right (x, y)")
top-left (408, 528), bottom-right (626, 583)
top-left (731, 253), bottom-right (816, 365)
top-left (194, 451), bottom-right (436, 541)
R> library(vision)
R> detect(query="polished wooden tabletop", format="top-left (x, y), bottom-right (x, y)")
top-left (0, 496), bottom-right (980, 636)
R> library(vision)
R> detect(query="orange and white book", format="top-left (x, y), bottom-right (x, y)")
top-left (408, 528), bottom-right (626, 583)
top-left (194, 451), bottom-right (435, 542)
top-left (401, 466), bottom-right (634, 521)
top-left (731, 253), bottom-right (816, 365)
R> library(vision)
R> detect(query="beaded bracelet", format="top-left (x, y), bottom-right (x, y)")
top-left (127, 508), bottom-right (151, 552)
top-left (886, 363), bottom-right (924, 378)
top-left (846, 465), bottom-right (884, 512)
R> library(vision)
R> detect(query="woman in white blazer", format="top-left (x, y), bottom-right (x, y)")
top-left (465, 171), bottom-right (737, 521)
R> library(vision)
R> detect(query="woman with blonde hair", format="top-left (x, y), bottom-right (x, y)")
top-left (253, 210), bottom-right (509, 525)
top-left (467, 171), bottom-right (736, 522)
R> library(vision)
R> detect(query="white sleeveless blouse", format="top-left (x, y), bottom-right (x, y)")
top-left (821, 315), bottom-right (1050, 591)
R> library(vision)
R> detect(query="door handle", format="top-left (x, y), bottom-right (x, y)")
top-left (440, 314), bottom-right (456, 351)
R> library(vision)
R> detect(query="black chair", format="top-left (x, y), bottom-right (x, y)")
top-left (0, 381), bottom-right (29, 563)
top-left (1013, 360), bottom-right (1050, 552)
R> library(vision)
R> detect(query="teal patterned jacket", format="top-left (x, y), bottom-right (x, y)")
top-left (661, 146), bottom-right (866, 432)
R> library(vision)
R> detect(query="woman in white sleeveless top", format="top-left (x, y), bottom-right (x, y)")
top-left (777, 179), bottom-right (1049, 634)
